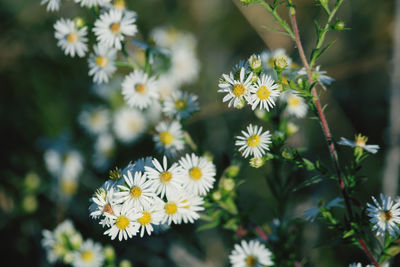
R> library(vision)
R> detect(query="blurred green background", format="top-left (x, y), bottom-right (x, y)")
top-left (0, 0), bottom-right (396, 266)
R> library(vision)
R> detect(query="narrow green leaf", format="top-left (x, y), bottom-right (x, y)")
top-left (196, 220), bottom-right (220, 232)
top-left (261, 25), bottom-right (290, 36)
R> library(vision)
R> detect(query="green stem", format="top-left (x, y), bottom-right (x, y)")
top-left (310, 0), bottom-right (344, 68)
top-left (120, 42), bottom-right (139, 70)
top-left (259, 0), bottom-right (296, 40)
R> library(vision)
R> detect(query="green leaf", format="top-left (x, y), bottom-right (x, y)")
top-left (261, 25), bottom-right (290, 36)
top-left (196, 220), bottom-right (220, 232)
top-left (219, 198), bottom-right (238, 215)
top-left (223, 218), bottom-right (238, 231)
top-left (293, 175), bottom-right (325, 192)
top-left (199, 213), bottom-right (213, 222)
top-left (342, 229), bottom-right (355, 239)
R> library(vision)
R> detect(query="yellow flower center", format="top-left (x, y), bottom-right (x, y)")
top-left (233, 84), bottom-right (245, 97)
top-left (287, 95), bottom-right (301, 107)
top-left (66, 33), bottom-right (78, 43)
top-left (282, 76), bottom-right (289, 86)
top-left (103, 203), bottom-right (114, 215)
top-left (61, 179), bottom-right (78, 196)
top-left (247, 135), bottom-right (260, 147)
top-left (135, 83), bottom-right (147, 94)
top-left (245, 255), bottom-right (258, 267)
top-left (130, 186), bottom-right (142, 198)
top-left (138, 211), bottom-right (152, 225)
top-left (113, 0), bottom-right (126, 10)
top-left (160, 171), bottom-right (172, 183)
top-left (95, 56), bottom-right (108, 68)
top-left (256, 85), bottom-right (271, 100)
top-left (189, 167), bottom-right (202, 181)
top-left (268, 57), bottom-right (276, 67)
top-left (354, 133), bottom-right (368, 147)
top-left (174, 99), bottom-right (187, 110)
top-left (128, 119), bottom-right (141, 132)
top-left (380, 210), bottom-right (393, 222)
top-left (116, 215), bottom-right (130, 230)
top-left (110, 23), bottom-right (121, 34)
top-left (165, 203), bottom-right (178, 215)
top-left (159, 131), bottom-right (174, 146)
top-left (81, 250), bottom-right (94, 263)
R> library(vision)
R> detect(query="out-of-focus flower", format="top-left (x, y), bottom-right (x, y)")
top-left (229, 240), bottom-right (273, 267)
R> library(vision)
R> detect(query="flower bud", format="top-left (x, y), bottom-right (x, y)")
top-left (249, 157), bottom-right (265, 168)
top-left (73, 17), bottom-right (85, 29)
top-left (226, 165), bottom-right (240, 178)
top-left (104, 245), bottom-right (115, 262)
top-left (24, 172), bottom-right (40, 192)
top-left (248, 54), bottom-right (262, 71)
top-left (212, 191), bottom-right (222, 201)
top-left (222, 179), bottom-right (235, 191)
top-left (332, 20), bottom-right (345, 31)
top-left (22, 195), bottom-right (37, 213)
top-left (234, 99), bottom-right (246, 109)
top-left (286, 122), bottom-right (299, 136)
top-left (274, 56), bottom-right (288, 71)
top-left (119, 259), bottom-right (132, 267)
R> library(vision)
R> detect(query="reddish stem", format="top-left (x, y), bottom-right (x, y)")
top-left (288, 7), bottom-right (379, 267)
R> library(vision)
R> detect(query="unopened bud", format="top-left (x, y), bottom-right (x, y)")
top-left (234, 99), bottom-right (246, 109)
top-left (119, 259), bottom-right (132, 267)
top-left (212, 191), bottom-right (222, 201)
top-left (73, 17), bottom-right (85, 29)
top-left (332, 20), bottom-right (345, 31)
top-left (248, 54), bottom-right (262, 71)
top-left (282, 148), bottom-right (294, 160)
top-left (286, 122), bottom-right (299, 136)
top-left (24, 172), bottom-right (40, 192)
top-left (226, 165), bottom-right (240, 178)
top-left (104, 245), bottom-right (115, 261)
top-left (274, 56), bottom-right (288, 71)
top-left (249, 157), bottom-right (265, 168)
top-left (222, 179), bottom-right (235, 191)
top-left (22, 195), bottom-right (37, 213)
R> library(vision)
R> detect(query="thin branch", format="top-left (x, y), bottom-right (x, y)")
top-left (287, 2), bottom-right (379, 266)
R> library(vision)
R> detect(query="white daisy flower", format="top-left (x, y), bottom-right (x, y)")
top-left (93, 9), bottom-right (137, 50)
top-left (178, 153), bottom-right (216, 196)
top-left (157, 74), bottom-right (178, 101)
top-left (235, 124), bottom-right (272, 159)
top-left (284, 91), bottom-right (308, 118)
top-left (130, 157), bottom-right (155, 173)
top-left (218, 67), bottom-right (253, 108)
top-left (261, 48), bottom-right (292, 70)
top-left (92, 133), bottom-right (115, 168)
top-left (104, 202), bottom-right (140, 241)
top-left (303, 197), bottom-right (344, 222)
top-left (162, 90), bottom-right (199, 119)
top-left (41, 0), bottom-right (61, 12)
top-left (153, 120), bottom-right (185, 157)
top-left (88, 44), bottom-right (117, 84)
top-left (180, 194), bottom-right (204, 224)
top-left (74, 0), bottom-right (111, 8)
top-left (367, 193), bottom-right (400, 237)
top-left (54, 18), bottom-right (88, 58)
top-left (78, 106), bottom-right (110, 135)
top-left (144, 156), bottom-right (184, 198)
top-left (161, 192), bottom-right (189, 225)
top-left (337, 134), bottom-right (380, 154)
top-left (72, 239), bottom-right (104, 267)
top-left (113, 107), bottom-right (146, 143)
top-left (250, 74), bottom-right (280, 111)
top-left (136, 200), bottom-right (164, 237)
top-left (151, 27), bottom-right (181, 49)
top-left (229, 240), bottom-right (273, 267)
top-left (115, 171), bottom-right (156, 209)
top-left (89, 182), bottom-right (117, 221)
top-left (298, 65), bottom-right (334, 90)
top-left (122, 70), bottom-right (159, 110)
top-left (42, 220), bottom-right (82, 264)
top-left (169, 46), bottom-right (200, 86)
top-left (103, 0), bottom-right (138, 18)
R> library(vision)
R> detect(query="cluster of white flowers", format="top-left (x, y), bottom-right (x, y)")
top-left (229, 240), bottom-right (273, 267)
top-left (42, 220), bottom-right (105, 267)
top-left (44, 148), bottom-right (84, 199)
top-left (89, 154), bottom-right (216, 240)
top-left (218, 50), bottom-right (334, 161)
